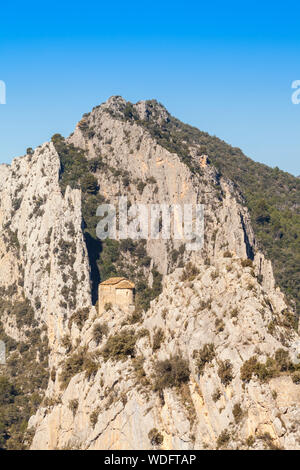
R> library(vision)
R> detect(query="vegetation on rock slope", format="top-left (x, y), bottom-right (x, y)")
top-left (0, 296), bottom-right (49, 449)
top-left (114, 99), bottom-right (299, 316)
top-left (52, 134), bottom-right (162, 311)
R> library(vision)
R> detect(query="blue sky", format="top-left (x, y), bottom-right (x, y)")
top-left (0, 1), bottom-right (299, 175)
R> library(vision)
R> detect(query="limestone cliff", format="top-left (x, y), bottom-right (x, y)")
top-left (0, 97), bottom-right (299, 450)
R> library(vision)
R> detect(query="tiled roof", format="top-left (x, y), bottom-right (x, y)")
top-left (100, 277), bottom-right (126, 285)
top-left (115, 280), bottom-right (135, 289)
top-left (100, 277), bottom-right (135, 289)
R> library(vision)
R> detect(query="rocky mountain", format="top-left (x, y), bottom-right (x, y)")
top-left (0, 96), bottom-right (299, 450)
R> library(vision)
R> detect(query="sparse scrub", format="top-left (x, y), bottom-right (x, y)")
top-left (193, 344), bottom-right (215, 375)
top-left (90, 409), bottom-right (100, 427)
top-left (68, 399), bottom-right (79, 417)
top-left (210, 269), bottom-right (219, 280)
top-left (132, 356), bottom-right (149, 386)
top-left (215, 318), bottom-right (225, 332)
top-left (101, 330), bottom-right (136, 362)
top-left (92, 322), bottom-right (108, 345)
top-left (241, 259), bottom-right (253, 268)
top-left (274, 348), bottom-right (291, 372)
top-left (246, 435), bottom-right (255, 447)
top-left (148, 428), bottom-right (163, 446)
top-left (153, 354), bottom-right (190, 391)
top-left (240, 354), bottom-right (287, 383)
top-left (212, 389), bottom-right (221, 402)
top-left (230, 307), bottom-right (238, 318)
top-left (69, 307), bottom-right (89, 330)
top-left (232, 403), bottom-right (244, 424)
top-left (217, 360), bottom-right (233, 386)
top-left (152, 328), bottom-right (164, 351)
top-left (180, 262), bottom-right (199, 282)
top-left (216, 430), bottom-right (231, 449)
top-left (60, 350), bottom-right (86, 389)
top-left (292, 372), bottom-right (300, 384)
top-left (84, 357), bottom-right (99, 380)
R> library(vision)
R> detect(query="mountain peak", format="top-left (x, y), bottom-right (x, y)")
top-left (88, 96), bottom-right (170, 125)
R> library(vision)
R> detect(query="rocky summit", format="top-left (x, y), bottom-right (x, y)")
top-left (0, 96), bottom-right (299, 450)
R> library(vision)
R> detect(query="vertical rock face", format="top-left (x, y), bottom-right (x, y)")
top-left (0, 143), bottom-right (91, 346)
top-left (0, 97), bottom-right (299, 450)
top-left (67, 96), bottom-right (256, 274)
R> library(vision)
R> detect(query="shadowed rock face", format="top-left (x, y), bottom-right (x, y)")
top-left (0, 97), bottom-right (299, 450)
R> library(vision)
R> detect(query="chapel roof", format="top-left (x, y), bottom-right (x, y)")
top-left (100, 277), bottom-right (135, 289)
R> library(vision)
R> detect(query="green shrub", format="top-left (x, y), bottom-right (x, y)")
top-left (281, 310), bottom-right (298, 332)
top-left (101, 330), bottom-right (136, 362)
top-left (212, 389), bottom-right (221, 402)
top-left (240, 355), bottom-right (281, 384)
top-left (68, 399), bottom-right (79, 416)
top-left (216, 430), bottom-right (231, 449)
top-left (69, 308), bottom-right (89, 330)
top-left (92, 322), bottom-right (108, 345)
top-left (230, 307), bottom-right (238, 318)
top-left (84, 357), bottom-right (99, 380)
top-left (50, 368), bottom-right (56, 382)
top-left (232, 403), bottom-right (243, 424)
top-left (137, 181), bottom-right (146, 194)
top-left (152, 328), bottom-right (164, 351)
top-left (217, 360), bottom-right (233, 386)
top-left (240, 357), bottom-right (258, 383)
top-left (255, 358), bottom-right (279, 382)
top-left (61, 335), bottom-right (72, 353)
top-left (88, 156), bottom-right (103, 173)
top-left (13, 299), bottom-right (35, 328)
top-left (210, 269), bottom-right (219, 280)
top-left (246, 435), bottom-right (255, 447)
top-left (180, 263), bottom-right (199, 282)
top-left (292, 372), bottom-right (300, 384)
top-left (120, 239), bottom-right (136, 253)
top-left (0, 319), bottom-right (49, 450)
top-left (52, 135), bottom-right (89, 194)
top-left (135, 268), bottom-right (163, 312)
top-left (148, 428), bottom-right (163, 446)
top-left (60, 349), bottom-right (99, 388)
top-left (60, 350), bottom-right (85, 389)
top-left (0, 376), bottom-right (17, 405)
top-left (80, 174), bottom-right (99, 194)
top-left (132, 355), bottom-right (147, 380)
top-left (267, 321), bottom-right (276, 334)
top-left (193, 344), bottom-right (215, 375)
top-left (90, 409), bottom-right (100, 427)
top-left (153, 355), bottom-right (190, 391)
top-left (127, 309), bottom-right (143, 325)
top-left (258, 432), bottom-right (281, 450)
top-left (215, 318), bottom-right (225, 332)
top-left (274, 349), bottom-right (291, 372)
top-left (241, 259), bottom-right (253, 268)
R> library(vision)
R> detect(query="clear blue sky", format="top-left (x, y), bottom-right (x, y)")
top-left (0, 0), bottom-right (299, 175)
